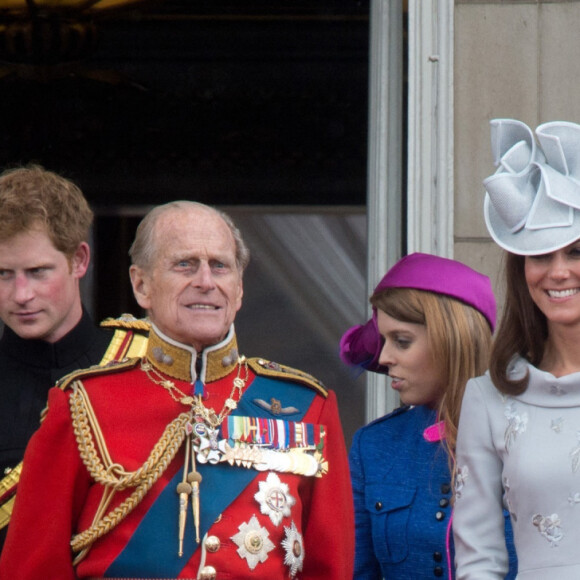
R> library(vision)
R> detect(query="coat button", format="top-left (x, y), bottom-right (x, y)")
top-left (205, 535), bottom-right (221, 553)
top-left (435, 510), bottom-right (445, 521)
top-left (375, 501), bottom-right (383, 511)
top-left (440, 483), bottom-right (451, 494)
top-left (434, 566), bottom-right (443, 577)
top-left (439, 498), bottom-right (449, 507)
top-left (433, 551), bottom-right (442, 562)
top-left (198, 566), bottom-right (217, 580)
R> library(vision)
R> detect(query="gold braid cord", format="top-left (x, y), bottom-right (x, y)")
top-left (69, 380), bottom-right (189, 560)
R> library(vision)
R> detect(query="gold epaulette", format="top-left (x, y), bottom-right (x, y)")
top-left (100, 313), bottom-right (151, 332)
top-left (0, 463), bottom-right (22, 530)
top-left (247, 358), bottom-right (328, 398)
top-left (99, 315), bottom-right (150, 364)
top-left (0, 322), bottom-right (149, 533)
top-left (55, 357), bottom-right (142, 392)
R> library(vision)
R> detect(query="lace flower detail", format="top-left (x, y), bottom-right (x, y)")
top-left (570, 431), bottom-right (580, 473)
top-left (454, 465), bottom-right (469, 500)
top-left (532, 513), bottom-right (563, 547)
top-left (503, 477), bottom-right (517, 522)
top-left (504, 402), bottom-right (528, 453)
top-left (551, 417), bottom-right (564, 433)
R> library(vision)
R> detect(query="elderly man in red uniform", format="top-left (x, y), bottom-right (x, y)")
top-left (0, 200), bottom-right (354, 579)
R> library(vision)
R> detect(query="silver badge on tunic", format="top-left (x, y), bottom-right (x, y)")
top-left (231, 514), bottom-right (275, 570)
top-left (254, 472), bottom-right (296, 526)
top-left (281, 521), bottom-right (305, 578)
top-left (194, 425), bottom-right (227, 464)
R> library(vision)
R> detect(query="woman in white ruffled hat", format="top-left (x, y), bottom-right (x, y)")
top-left (454, 119), bottom-right (580, 579)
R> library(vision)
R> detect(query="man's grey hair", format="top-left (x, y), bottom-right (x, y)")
top-left (129, 200), bottom-right (250, 272)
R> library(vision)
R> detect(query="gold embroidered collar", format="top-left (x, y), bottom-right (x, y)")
top-left (145, 323), bottom-right (240, 384)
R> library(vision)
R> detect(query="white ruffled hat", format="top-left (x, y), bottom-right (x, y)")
top-left (484, 118), bottom-right (580, 255)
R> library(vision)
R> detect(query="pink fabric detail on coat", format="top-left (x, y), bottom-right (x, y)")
top-left (423, 420), bottom-right (446, 442)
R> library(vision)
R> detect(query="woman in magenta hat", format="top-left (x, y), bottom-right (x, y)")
top-left (454, 119), bottom-right (580, 579)
top-left (341, 252), bottom-right (516, 580)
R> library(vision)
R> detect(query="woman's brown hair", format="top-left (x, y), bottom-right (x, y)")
top-left (489, 252), bottom-right (548, 395)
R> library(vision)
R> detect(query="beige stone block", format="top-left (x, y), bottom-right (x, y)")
top-left (456, 1), bottom-right (537, 4)
top-left (540, 4), bottom-right (580, 121)
top-left (454, 240), bottom-right (508, 312)
top-left (542, 0), bottom-right (580, 5)
top-left (454, 4), bottom-right (539, 239)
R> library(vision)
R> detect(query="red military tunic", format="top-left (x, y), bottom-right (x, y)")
top-left (0, 313), bottom-right (150, 550)
top-left (0, 325), bottom-right (354, 579)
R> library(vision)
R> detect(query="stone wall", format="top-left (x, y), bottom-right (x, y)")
top-left (454, 0), bottom-right (580, 306)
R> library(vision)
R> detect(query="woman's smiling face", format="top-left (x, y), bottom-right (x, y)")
top-left (525, 240), bottom-right (580, 330)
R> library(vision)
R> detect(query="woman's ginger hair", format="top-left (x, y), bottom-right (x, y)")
top-left (370, 287), bottom-right (493, 456)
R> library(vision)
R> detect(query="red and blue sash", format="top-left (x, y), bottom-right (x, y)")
top-left (105, 375), bottom-right (318, 577)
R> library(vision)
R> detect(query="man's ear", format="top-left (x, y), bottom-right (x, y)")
top-left (235, 278), bottom-right (244, 312)
top-left (130, 265), bottom-right (152, 310)
top-left (71, 242), bottom-right (90, 279)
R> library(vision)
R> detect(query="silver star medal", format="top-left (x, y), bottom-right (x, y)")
top-left (231, 514), bottom-right (275, 570)
top-left (254, 472), bottom-right (296, 526)
top-left (281, 521), bottom-right (305, 578)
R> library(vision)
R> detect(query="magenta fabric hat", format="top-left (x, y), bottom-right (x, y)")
top-left (373, 253), bottom-right (496, 329)
top-left (339, 253), bottom-right (496, 374)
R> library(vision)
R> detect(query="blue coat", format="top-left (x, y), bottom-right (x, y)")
top-left (349, 405), bottom-right (517, 579)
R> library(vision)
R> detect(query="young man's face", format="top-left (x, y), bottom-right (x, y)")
top-left (0, 227), bottom-right (89, 343)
